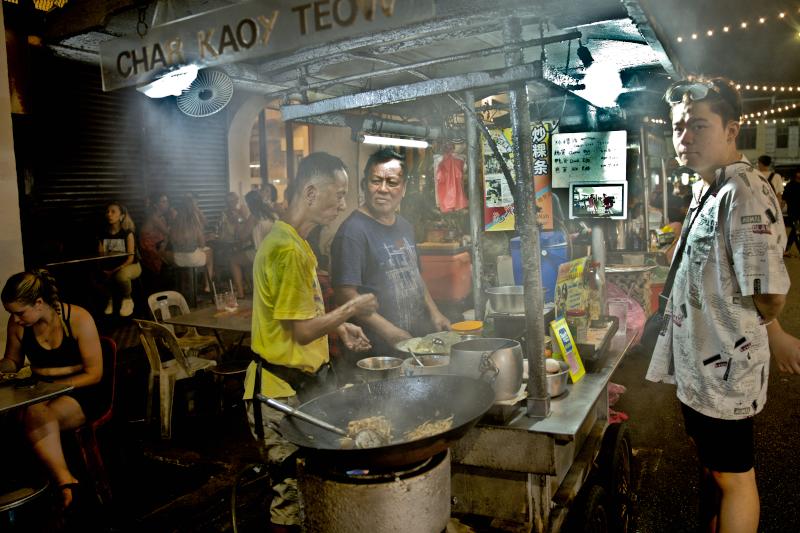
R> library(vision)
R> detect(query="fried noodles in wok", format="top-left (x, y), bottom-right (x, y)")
top-left (340, 414), bottom-right (455, 449)
top-left (404, 416), bottom-right (454, 441)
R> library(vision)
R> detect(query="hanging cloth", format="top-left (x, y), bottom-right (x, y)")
top-left (435, 152), bottom-right (468, 212)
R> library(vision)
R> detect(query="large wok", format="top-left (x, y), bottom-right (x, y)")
top-left (276, 375), bottom-right (494, 469)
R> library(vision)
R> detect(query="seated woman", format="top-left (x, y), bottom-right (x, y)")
top-left (139, 192), bottom-right (171, 277)
top-left (165, 195), bottom-right (214, 292)
top-left (0, 270), bottom-right (103, 510)
top-left (98, 201), bottom-right (142, 317)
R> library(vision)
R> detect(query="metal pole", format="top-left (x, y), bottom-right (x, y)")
top-left (259, 110), bottom-right (268, 187)
top-left (285, 121), bottom-right (295, 184)
top-left (464, 90), bottom-right (486, 318)
top-left (503, 18), bottom-right (548, 419)
top-left (661, 157), bottom-right (669, 226)
top-left (640, 127), bottom-right (651, 250)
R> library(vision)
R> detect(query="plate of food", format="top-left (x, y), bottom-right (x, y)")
top-left (395, 331), bottom-right (464, 354)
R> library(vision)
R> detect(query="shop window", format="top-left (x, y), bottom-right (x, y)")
top-left (738, 125), bottom-right (756, 150)
top-left (249, 108), bottom-right (310, 202)
top-left (776, 124), bottom-right (789, 149)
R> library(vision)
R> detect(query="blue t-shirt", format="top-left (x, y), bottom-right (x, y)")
top-left (331, 209), bottom-right (430, 354)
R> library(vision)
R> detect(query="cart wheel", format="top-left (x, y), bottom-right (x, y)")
top-left (596, 422), bottom-right (633, 533)
top-left (564, 483), bottom-right (610, 533)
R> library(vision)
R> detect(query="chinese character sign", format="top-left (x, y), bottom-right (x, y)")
top-left (551, 130), bottom-right (627, 188)
top-left (482, 122), bottom-right (555, 232)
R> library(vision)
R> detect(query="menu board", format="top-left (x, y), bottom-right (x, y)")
top-left (482, 122), bottom-right (555, 232)
top-left (551, 130), bottom-right (627, 188)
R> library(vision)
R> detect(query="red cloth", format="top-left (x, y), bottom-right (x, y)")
top-left (435, 153), bottom-right (468, 212)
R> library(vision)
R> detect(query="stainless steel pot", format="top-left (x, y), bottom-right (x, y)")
top-left (449, 338), bottom-right (523, 401)
top-left (356, 357), bottom-right (403, 382)
top-left (486, 286), bottom-right (525, 314)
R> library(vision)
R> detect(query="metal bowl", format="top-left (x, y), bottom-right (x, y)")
top-left (356, 357), bottom-right (404, 382)
top-left (402, 355), bottom-right (451, 377)
top-left (486, 285), bottom-right (525, 314)
top-left (546, 360), bottom-right (570, 398)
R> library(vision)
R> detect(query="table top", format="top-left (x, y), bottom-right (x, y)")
top-left (503, 336), bottom-right (634, 439)
top-left (45, 251), bottom-right (133, 267)
top-left (0, 381), bottom-right (74, 414)
top-left (164, 300), bottom-right (253, 332)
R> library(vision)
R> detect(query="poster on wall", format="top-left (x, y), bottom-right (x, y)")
top-left (551, 130), bottom-right (627, 188)
top-left (482, 122), bottom-right (555, 231)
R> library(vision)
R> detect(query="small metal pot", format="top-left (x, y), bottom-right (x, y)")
top-left (547, 360), bottom-right (570, 398)
top-left (402, 355), bottom-right (451, 377)
top-left (450, 338), bottom-right (523, 401)
top-left (486, 286), bottom-right (525, 314)
top-left (356, 357), bottom-right (403, 382)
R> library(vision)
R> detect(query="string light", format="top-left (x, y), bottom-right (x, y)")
top-left (733, 83), bottom-right (800, 94)
top-left (644, 117), bottom-right (668, 125)
top-left (740, 101), bottom-right (800, 121)
top-left (676, 10), bottom-right (796, 43)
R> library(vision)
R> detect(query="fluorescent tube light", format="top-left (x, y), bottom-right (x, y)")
top-left (360, 134), bottom-right (429, 149)
top-left (137, 65), bottom-right (199, 98)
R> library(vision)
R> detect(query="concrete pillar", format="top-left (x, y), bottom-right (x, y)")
top-left (0, 6), bottom-right (26, 343)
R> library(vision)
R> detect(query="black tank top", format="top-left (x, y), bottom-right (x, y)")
top-left (22, 302), bottom-right (83, 368)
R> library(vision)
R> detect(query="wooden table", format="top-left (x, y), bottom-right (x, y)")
top-left (164, 300), bottom-right (253, 353)
top-left (45, 251), bottom-right (132, 268)
top-left (0, 381), bottom-right (74, 414)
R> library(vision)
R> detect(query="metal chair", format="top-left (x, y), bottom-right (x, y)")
top-left (71, 336), bottom-right (117, 506)
top-left (147, 291), bottom-right (222, 359)
top-left (134, 319), bottom-right (217, 439)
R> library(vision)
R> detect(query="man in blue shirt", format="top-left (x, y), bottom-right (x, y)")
top-left (331, 148), bottom-right (450, 356)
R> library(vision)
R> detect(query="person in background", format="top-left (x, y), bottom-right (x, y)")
top-left (165, 196), bottom-right (214, 292)
top-left (247, 189), bottom-right (278, 251)
top-left (261, 182), bottom-right (285, 219)
top-left (756, 155), bottom-right (784, 207)
top-left (331, 148), bottom-right (451, 358)
top-left (217, 192), bottom-right (248, 297)
top-left (782, 170), bottom-right (800, 257)
top-left (647, 78), bottom-right (789, 533)
top-left (139, 193), bottom-right (171, 277)
top-left (98, 201), bottom-right (141, 317)
top-left (244, 152), bottom-right (377, 531)
top-left (229, 191), bottom-right (277, 298)
top-left (0, 270), bottom-right (103, 510)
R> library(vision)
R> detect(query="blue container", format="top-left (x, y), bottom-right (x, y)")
top-left (510, 232), bottom-right (569, 303)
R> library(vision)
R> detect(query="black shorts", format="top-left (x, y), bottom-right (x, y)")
top-left (680, 402), bottom-right (755, 473)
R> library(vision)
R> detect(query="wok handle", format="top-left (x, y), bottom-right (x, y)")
top-left (257, 394), bottom-right (348, 436)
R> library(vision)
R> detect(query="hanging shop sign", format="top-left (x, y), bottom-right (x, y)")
top-left (482, 122), bottom-right (554, 232)
top-left (551, 130), bottom-right (627, 188)
top-left (99, 0), bottom-right (435, 91)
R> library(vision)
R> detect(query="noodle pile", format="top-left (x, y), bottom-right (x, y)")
top-left (347, 415), bottom-right (392, 442)
top-left (403, 416), bottom-right (454, 441)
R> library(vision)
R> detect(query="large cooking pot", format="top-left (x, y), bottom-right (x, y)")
top-left (276, 375), bottom-right (494, 468)
top-left (449, 338), bottom-right (523, 401)
top-left (486, 285), bottom-right (525, 314)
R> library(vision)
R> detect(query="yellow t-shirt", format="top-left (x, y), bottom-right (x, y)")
top-left (243, 221), bottom-right (328, 400)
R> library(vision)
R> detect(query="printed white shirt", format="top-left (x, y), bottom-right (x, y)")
top-left (646, 157), bottom-right (790, 419)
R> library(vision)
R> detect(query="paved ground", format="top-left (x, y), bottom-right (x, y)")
top-left (612, 255), bottom-right (800, 532)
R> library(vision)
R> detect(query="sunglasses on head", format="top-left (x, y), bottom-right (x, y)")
top-left (665, 80), bottom-right (724, 104)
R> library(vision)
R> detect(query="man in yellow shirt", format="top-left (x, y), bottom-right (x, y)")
top-left (243, 152), bottom-right (377, 530)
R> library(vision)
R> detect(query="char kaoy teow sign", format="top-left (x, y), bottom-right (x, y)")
top-left (99, 0), bottom-right (435, 92)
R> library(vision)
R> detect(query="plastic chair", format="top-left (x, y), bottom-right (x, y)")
top-left (72, 336), bottom-right (117, 506)
top-left (147, 291), bottom-right (222, 359)
top-left (134, 319), bottom-right (217, 439)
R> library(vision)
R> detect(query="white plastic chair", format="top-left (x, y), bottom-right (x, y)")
top-left (135, 319), bottom-right (217, 439)
top-left (147, 291), bottom-right (222, 359)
